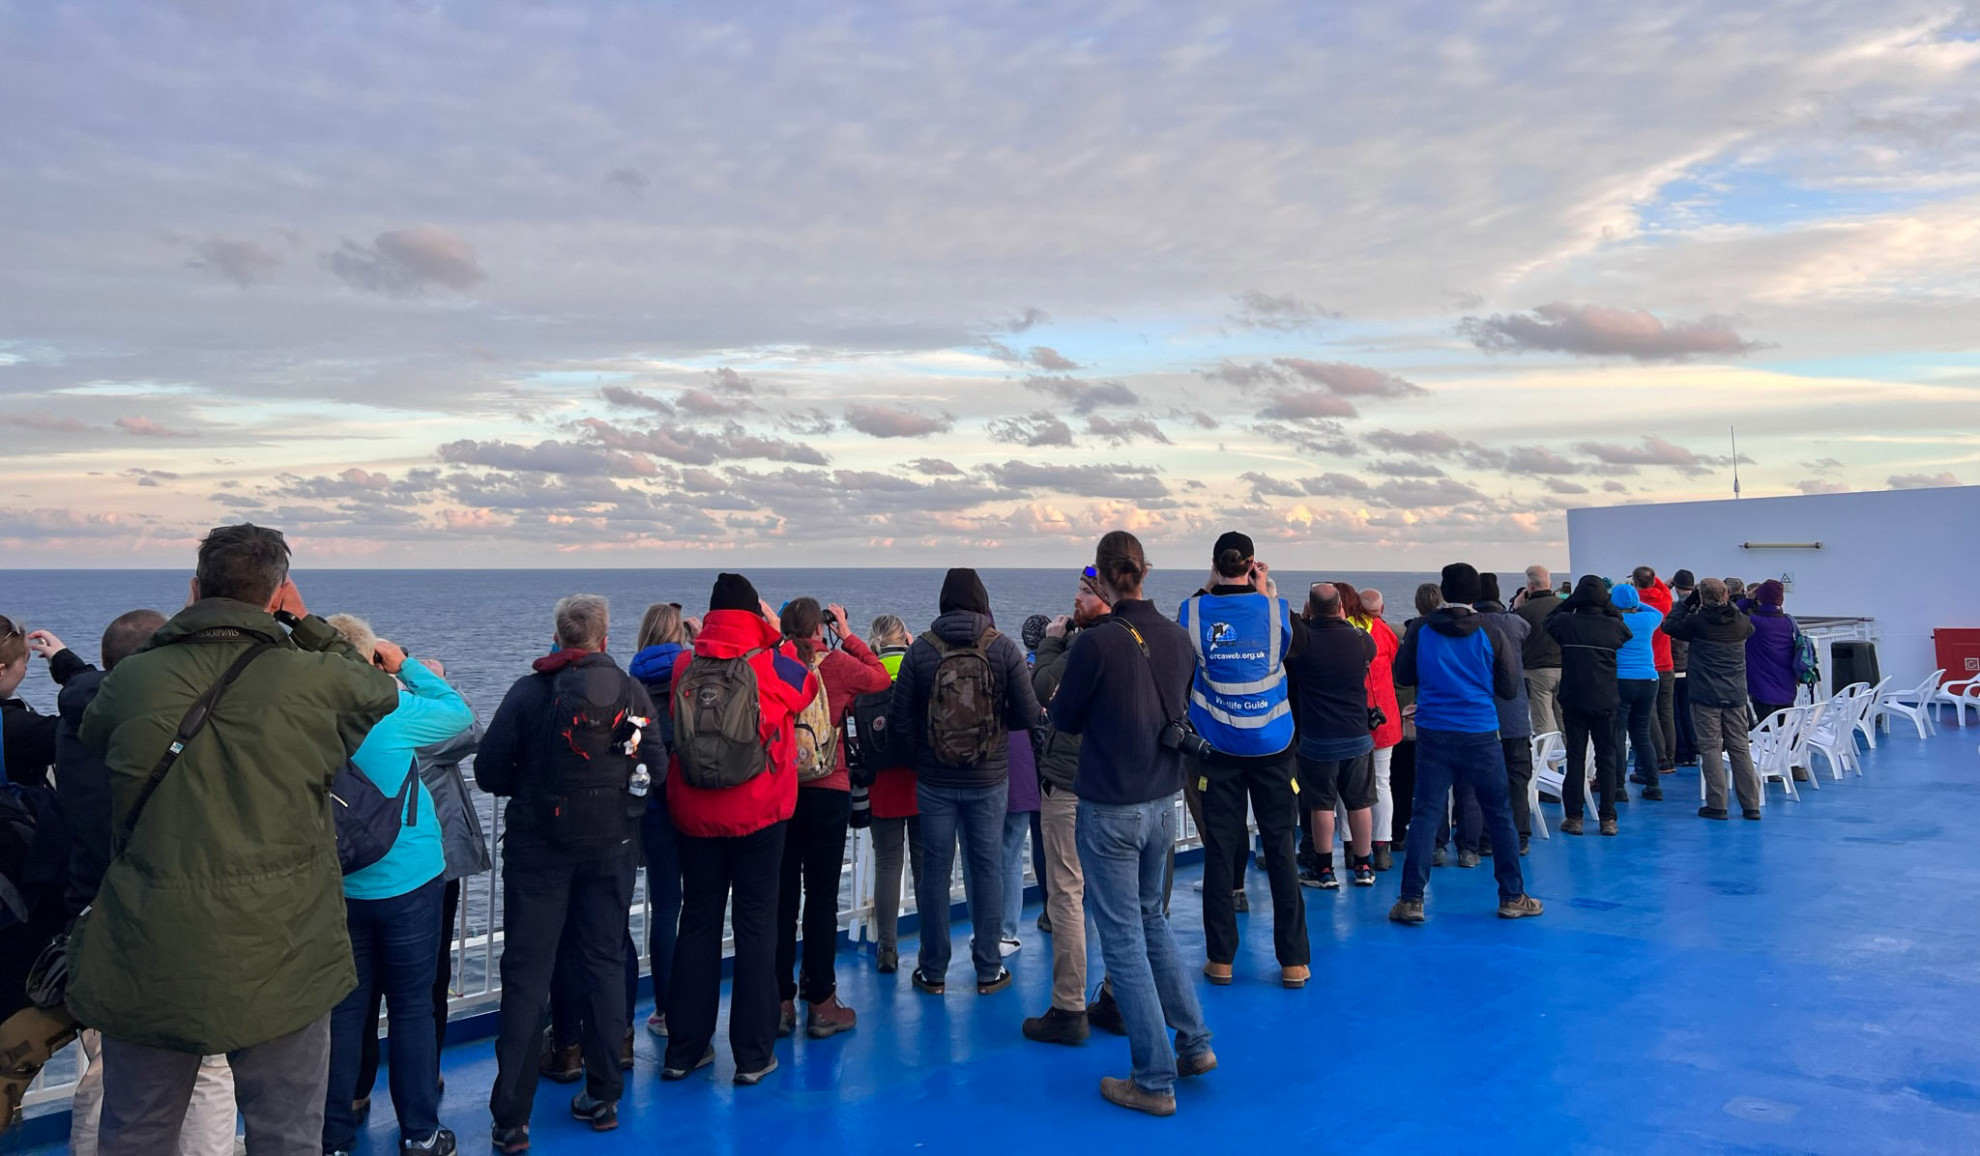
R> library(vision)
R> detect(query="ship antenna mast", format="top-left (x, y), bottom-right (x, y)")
top-left (1730, 426), bottom-right (1741, 500)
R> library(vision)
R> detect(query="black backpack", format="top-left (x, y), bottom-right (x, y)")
top-left (330, 759), bottom-right (417, 876)
top-left (848, 686), bottom-right (906, 785)
top-left (922, 628), bottom-right (1003, 769)
top-left (536, 664), bottom-right (642, 851)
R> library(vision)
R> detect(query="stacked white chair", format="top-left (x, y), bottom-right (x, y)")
top-left (1804, 687), bottom-right (1864, 781)
top-left (1526, 732), bottom-right (1559, 839)
top-left (1852, 677), bottom-right (1890, 751)
top-left (1876, 670), bottom-right (1945, 740)
top-left (1753, 706), bottom-right (1809, 803)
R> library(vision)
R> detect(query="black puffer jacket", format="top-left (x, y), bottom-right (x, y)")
top-left (1661, 601), bottom-right (1752, 707)
top-left (1544, 578), bottom-right (1632, 714)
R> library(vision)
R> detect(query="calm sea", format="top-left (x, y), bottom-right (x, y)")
top-left (2, 568), bottom-right (1444, 716)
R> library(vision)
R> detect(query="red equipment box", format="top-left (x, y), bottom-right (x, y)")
top-left (1934, 628), bottom-right (1980, 682)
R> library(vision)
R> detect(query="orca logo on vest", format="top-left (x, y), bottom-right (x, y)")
top-left (1210, 621), bottom-right (1236, 647)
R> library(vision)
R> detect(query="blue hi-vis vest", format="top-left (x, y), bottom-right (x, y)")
top-left (1179, 592), bottom-right (1294, 757)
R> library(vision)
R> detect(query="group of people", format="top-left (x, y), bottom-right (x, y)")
top-left (0, 521), bottom-right (1819, 1151)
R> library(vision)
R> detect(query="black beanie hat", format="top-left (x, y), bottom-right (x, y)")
top-left (1564, 573), bottom-right (1615, 614)
top-left (938, 568), bottom-right (992, 615)
top-left (1477, 572), bottom-right (1501, 604)
top-left (710, 572), bottom-right (760, 614)
top-left (1672, 568), bottom-right (1696, 589)
top-left (1021, 614), bottom-right (1051, 651)
top-left (1440, 562), bottom-right (1481, 606)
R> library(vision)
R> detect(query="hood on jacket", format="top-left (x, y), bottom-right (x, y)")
top-left (1425, 605), bottom-right (1486, 638)
top-left (630, 642), bottom-right (688, 683)
top-left (1563, 575), bottom-right (1617, 615)
top-left (1610, 584), bottom-right (1644, 612)
top-left (932, 607), bottom-right (994, 646)
top-left (1472, 599), bottom-right (1507, 614)
top-left (939, 568), bottom-right (992, 616)
top-left (532, 647), bottom-right (607, 674)
top-left (694, 608), bottom-right (784, 658)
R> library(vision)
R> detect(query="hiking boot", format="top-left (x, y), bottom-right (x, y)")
top-left (734, 1055), bottom-right (779, 1086)
top-left (1698, 806), bottom-right (1728, 820)
top-left (977, 968), bottom-right (1013, 995)
top-left (1628, 773), bottom-right (1654, 787)
top-left (1742, 808), bottom-right (1762, 821)
top-left (1086, 984), bottom-right (1127, 1035)
top-left (1498, 895), bottom-right (1545, 920)
top-left (1641, 786), bottom-right (1664, 801)
top-left (1372, 845), bottom-right (1393, 871)
top-left (570, 1091), bottom-right (617, 1132)
top-left (1203, 961), bottom-right (1233, 985)
top-left (1600, 818), bottom-right (1618, 837)
top-left (537, 1033), bottom-right (581, 1084)
top-left (659, 1046), bottom-right (715, 1081)
top-left (1389, 898), bottom-right (1426, 925)
top-left (806, 995), bottom-right (857, 1039)
top-left (1100, 1075), bottom-right (1176, 1117)
top-left (1432, 846), bottom-right (1447, 867)
top-left (911, 968), bottom-right (945, 995)
top-left (1281, 964), bottom-right (1310, 989)
top-left (1560, 816), bottom-right (1584, 835)
top-left (620, 1027), bottom-right (635, 1070)
top-left (1351, 858), bottom-right (1375, 887)
top-left (1022, 1006), bottom-right (1090, 1046)
top-left (1178, 1049), bottom-right (1219, 1077)
top-left (777, 1000), bottom-right (796, 1038)
top-left (1232, 889), bottom-right (1250, 913)
top-left (1457, 849), bottom-right (1480, 869)
top-left (401, 1129), bottom-right (456, 1155)
top-left (876, 947), bottom-right (899, 974)
top-left (489, 1125), bottom-right (530, 1154)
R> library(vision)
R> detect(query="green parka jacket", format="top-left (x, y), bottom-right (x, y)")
top-left (67, 598), bottom-right (399, 1053)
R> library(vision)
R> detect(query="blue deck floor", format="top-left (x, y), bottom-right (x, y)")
top-left (26, 723), bottom-right (1980, 1153)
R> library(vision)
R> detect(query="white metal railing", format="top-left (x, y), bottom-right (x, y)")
top-left (22, 794), bottom-right (1210, 1118)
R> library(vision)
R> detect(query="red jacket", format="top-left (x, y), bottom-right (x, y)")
top-left (1639, 578), bottom-right (1674, 672)
top-left (1364, 616), bottom-right (1404, 749)
top-left (666, 609), bottom-right (816, 838)
top-left (807, 636), bottom-right (893, 793)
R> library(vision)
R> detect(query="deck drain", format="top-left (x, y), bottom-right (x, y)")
top-left (1722, 1096), bottom-right (1798, 1123)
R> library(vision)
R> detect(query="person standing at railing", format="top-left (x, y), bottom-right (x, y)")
top-left (478, 594), bottom-right (653, 1145)
top-left (862, 615), bottom-right (918, 975)
top-left (629, 602), bottom-right (692, 1039)
top-left (1743, 580), bottom-right (1800, 735)
top-left (1047, 530), bottom-right (1214, 1116)
top-left (319, 614), bottom-right (476, 1156)
top-left (660, 574), bottom-right (812, 1089)
top-left (1662, 579), bottom-right (1761, 821)
top-left (1545, 576), bottom-right (1631, 837)
top-left (774, 597), bottom-right (889, 1041)
top-left (69, 524), bottom-right (401, 1155)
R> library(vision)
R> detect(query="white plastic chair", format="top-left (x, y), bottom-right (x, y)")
top-left (1876, 670), bottom-right (1946, 740)
top-left (1930, 675), bottom-right (1980, 728)
top-left (1805, 690), bottom-right (1859, 781)
top-left (1852, 677), bottom-right (1889, 751)
top-left (1753, 707), bottom-right (1808, 802)
top-left (1526, 732), bottom-right (1558, 839)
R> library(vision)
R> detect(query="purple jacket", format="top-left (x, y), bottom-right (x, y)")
top-left (1744, 606), bottom-right (1798, 706)
top-left (1006, 727), bottom-right (1041, 813)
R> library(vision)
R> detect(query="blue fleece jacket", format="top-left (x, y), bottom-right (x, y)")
top-left (1394, 606), bottom-right (1521, 734)
top-left (1610, 585), bottom-right (1661, 682)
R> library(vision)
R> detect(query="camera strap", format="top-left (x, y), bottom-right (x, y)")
top-left (1109, 617), bottom-right (1184, 731)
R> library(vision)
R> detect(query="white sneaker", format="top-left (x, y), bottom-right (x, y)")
top-left (646, 1011), bottom-right (667, 1038)
top-left (999, 937), bottom-right (1022, 957)
top-left (1192, 879), bottom-right (1205, 893)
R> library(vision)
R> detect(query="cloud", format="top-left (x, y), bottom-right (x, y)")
top-left (676, 388), bottom-right (754, 417)
top-left (2, 412), bottom-right (92, 433)
top-left (906, 458), bottom-right (963, 476)
top-left (844, 403), bottom-right (954, 438)
top-left (1085, 415), bottom-right (1170, 445)
top-left (1368, 459), bottom-right (1445, 477)
top-left (1601, 480), bottom-right (1630, 494)
top-left (1366, 428), bottom-right (1464, 456)
top-left (439, 438), bottom-right (659, 478)
top-left (999, 307), bottom-right (1050, 333)
top-left (1240, 471), bottom-right (1307, 500)
top-left (1228, 290), bottom-right (1336, 333)
top-left (1172, 409), bottom-right (1221, 430)
top-left (983, 460), bottom-right (1169, 500)
top-left (1259, 390), bottom-right (1358, 420)
top-left (1888, 471), bottom-right (1961, 489)
top-left (1501, 445), bottom-right (1584, 475)
top-left (706, 367), bottom-right (756, 395)
top-left (989, 411), bottom-right (1076, 447)
top-left (1460, 303), bottom-right (1765, 361)
top-left (1803, 456), bottom-right (1845, 473)
top-left (1022, 375), bottom-right (1139, 413)
top-left (1272, 360), bottom-right (1425, 398)
top-left (190, 237), bottom-right (281, 286)
top-left (1297, 472), bottom-right (1374, 498)
top-left (1571, 435), bottom-right (1732, 477)
top-left (605, 167), bottom-right (648, 194)
top-left (580, 418), bottom-right (829, 466)
top-left (1028, 346), bottom-right (1080, 371)
top-left (1795, 478), bottom-right (1851, 494)
top-left (0, 507), bottom-right (135, 538)
top-left (1543, 477), bottom-right (1589, 495)
top-left (1253, 420), bottom-right (1357, 457)
top-left (600, 385), bottom-right (675, 414)
top-left (116, 415), bottom-right (196, 438)
top-left (324, 225), bottom-right (485, 294)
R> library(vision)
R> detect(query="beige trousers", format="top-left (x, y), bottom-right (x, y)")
top-left (1038, 787), bottom-right (1087, 1012)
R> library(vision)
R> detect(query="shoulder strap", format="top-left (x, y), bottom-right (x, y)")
top-left (1110, 618), bottom-right (1179, 729)
top-left (119, 641), bottom-right (275, 847)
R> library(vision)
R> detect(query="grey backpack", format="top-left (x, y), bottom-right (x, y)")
top-left (673, 648), bottom-right (770, 789)
top-left (922, 628), bottom-right (1003, 769)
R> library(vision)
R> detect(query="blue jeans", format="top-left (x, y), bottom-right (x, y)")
top-left (1401, 729), bottom-right (1527, 905)
top-left (1077, 798), bottom-right (1212, 1095)
top-left (324, 876), bottom-right (445, 1148)
top-left (1000, 810), bottom-right (1032, 941)
top-left (1616, 678), bottom-right (1660, 782)
top-left (915, 781), bottom-right (1007, 983)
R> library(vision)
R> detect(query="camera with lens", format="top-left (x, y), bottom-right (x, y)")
top-left (1160, 716), bottom-right (1214, 759)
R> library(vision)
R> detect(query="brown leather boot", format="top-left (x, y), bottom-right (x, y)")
top-left (1100, 1076), bottom-right (1176, 1116)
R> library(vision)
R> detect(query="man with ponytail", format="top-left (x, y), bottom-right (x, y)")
top-left (1047, 532), bottom-right (1214, 1117)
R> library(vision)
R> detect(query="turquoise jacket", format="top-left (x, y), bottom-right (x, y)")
top-left (1610, 584), bottom-right (1661, 682)
top-left (343, 659), bottom-right (476, 901)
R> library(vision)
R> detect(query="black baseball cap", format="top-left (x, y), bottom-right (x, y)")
top-left (1213, 531), bottom-right (1255, 563)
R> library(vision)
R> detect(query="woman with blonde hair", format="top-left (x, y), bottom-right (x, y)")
top-left (628, 601), bottom-right (692, 1038)
top-left (863, 614), bottom-right (920, 972)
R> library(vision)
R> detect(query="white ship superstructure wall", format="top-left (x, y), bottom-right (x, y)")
top-left (1566, 485), bottom-right (1980, 683)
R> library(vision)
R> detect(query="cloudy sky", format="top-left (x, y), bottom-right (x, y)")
top-left (4, 1), bottom-right (1978, 569)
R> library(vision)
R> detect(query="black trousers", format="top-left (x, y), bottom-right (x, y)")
top-left (1563, 706), bottom-right (1621, 821)
top-left (777, 788), bottom-right (851, 1005)
top-left (1617, 678), bottom-right (1660, 783)
top-left (1389, 739), bottom-right (1417, 845)
top-left (666, 822), bottom-right (785, 1074)
top-left (1196, 751), bottom-right (1307, 968)
top-left (1673, 676), bottom-right (1698, 763)
top-left (549, 926), bottom-right (639, 1049)
top-left (488, 838), bottom-right (636, 1126)
top-left (1654, 671), bottom-right (1677, 770)
top-left (1455, 735), bottom-right (1535, 847)
top-left (356, 877), bottom-right (459, 1101)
